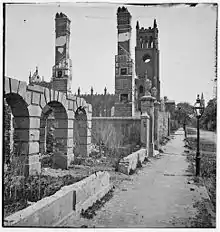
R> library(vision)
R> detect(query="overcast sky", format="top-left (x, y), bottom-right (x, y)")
top-left (5, 3), bottom-right (217, 105)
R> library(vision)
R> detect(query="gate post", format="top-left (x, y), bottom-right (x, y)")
top-left (140, 77), bottom-right (156, 157)
top-left (141, 112), bottom-right (150, 157)
top-left (154, 101), bottom-right (160, 150)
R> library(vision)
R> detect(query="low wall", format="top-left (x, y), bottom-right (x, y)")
top-left (4, 171), bottom-right (111, 227)
top-left (118, 148), bottom-right (146, 175)
top-left (92, 117), bottom-right (141, 146)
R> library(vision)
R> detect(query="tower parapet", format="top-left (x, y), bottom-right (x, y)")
top-left (135, 19), bottom-right (160, 109)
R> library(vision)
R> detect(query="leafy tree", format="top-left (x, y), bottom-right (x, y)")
top-left (174, 102), bottom-right (194, 138)
top-left (200, 98), bottom-right (217, 131)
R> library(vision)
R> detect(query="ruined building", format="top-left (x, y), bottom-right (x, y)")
top-left (80, 6), bottom-right (166, 117)
top-left (29, 12), bottom-right (72, 94)
top-left (29, 8), bottom-right (174, 117)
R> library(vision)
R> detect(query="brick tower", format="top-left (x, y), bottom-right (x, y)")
top-left (114, 7), bottom-right (134, 117)
top-left (135, 19), bottom-right (160, 110)
top-left (51, 12), bottom-right (72, 93)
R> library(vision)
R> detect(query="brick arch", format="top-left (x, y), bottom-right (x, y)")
top-left (4, 76), bottom-right (91, 173)
top-left (39, 101), bottom-right (68, 157)
top-left (72, 96), bottom-right (92, 158)
top-left (73, 106), bottom-right (88, 157)
top-left (4, 92), bottom-right (30, 175)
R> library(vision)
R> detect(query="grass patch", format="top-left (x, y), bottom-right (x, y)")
top-left (190, 200), bottom-right (214, 227)
top-left (185, 137), bottom-right (216, 211)
top-left (186, 127), bottom-right (197, 135)
top-left (4, 173), bottom-right (87, 218)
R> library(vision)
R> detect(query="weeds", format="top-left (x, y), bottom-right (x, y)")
top-left (81, 188), bottom-right (114, 219)
top-left (186, 137), bottom-right (216, 211)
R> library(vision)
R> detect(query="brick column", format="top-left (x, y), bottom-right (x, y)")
top-left (13, 115), bottom-right (41, 176)
top-left (141, 95), bottom-right (155, 157)
top-left (27, 105), bottom-right (42, 175)
top-left (154, 101), bottom-right (160, 150)
top-left (67, 113), bottom-right (74, 168)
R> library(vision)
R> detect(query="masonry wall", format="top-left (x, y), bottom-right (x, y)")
top-left (92, 117), bottom-right (141, 146)
top-left (114, 103), bottom-right (133, 117)
top-left (158, 111), bottom-right (170, 143)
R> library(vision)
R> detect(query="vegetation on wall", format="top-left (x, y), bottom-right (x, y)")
top-left (4, 101), bottom-right (11, 166)
top-left (200, 98), bottom-right (217, 131)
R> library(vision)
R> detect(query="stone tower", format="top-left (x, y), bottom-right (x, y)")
top-left (114, 7), bottom-right (134, 117)
top-left (135, 19), bottom-right (160, 108)
top-left (51, 12), bottom-right (72, 93)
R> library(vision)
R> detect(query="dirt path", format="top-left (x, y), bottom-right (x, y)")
top-left (63, 128), bottom-right (214, 228)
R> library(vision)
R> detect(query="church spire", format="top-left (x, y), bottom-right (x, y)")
top-left (136, 20), bottom-right (139, 29)
top-left (29, 71), bottom-right (32, 84)
top-left (201, 92), bottom-right (205, 106)
top-left (153, 19), bottom-right (157, 28)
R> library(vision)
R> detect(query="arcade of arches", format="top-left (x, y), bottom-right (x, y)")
top-left (4, 76), bottom-right (92, 176)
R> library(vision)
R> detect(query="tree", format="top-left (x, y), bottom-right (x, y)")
top-left (174, 102), bottom-right (194, 138)
top-left (200, 98), bottom-right (217, 131)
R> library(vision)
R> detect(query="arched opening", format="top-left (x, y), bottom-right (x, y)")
top-left (74, 106), bottom-right (87, 158)
top-left (140, 37), bottom-right (143, 48)
top-left (4, 93), bottom-right (29, 174)
top-left (149, 36), bottom-right (153, 48)
top-left (144, 37), bottom-right (148, 49)
top-left (139, 85), bottom-right (144, 94)
top-left (39, 101), bottom-right (68, 158)
top-left (143, 53), bottom-right (151, 63)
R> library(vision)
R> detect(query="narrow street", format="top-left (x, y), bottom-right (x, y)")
top-left (187, 127), bottom-right (216, 145)
top-left (62, 128), bottom-right (214, 227)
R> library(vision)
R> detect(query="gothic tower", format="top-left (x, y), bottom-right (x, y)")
top-left (114, 6), bottom-right (134, 117)
top-left (51, 12), bottom-right (72, 93)
top-left (135, 19), bottom-right (160, 108)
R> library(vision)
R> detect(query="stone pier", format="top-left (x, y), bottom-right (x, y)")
top-left (141, 95), bottom-right (155, 157)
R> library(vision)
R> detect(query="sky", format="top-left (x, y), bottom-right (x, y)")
top-left (5, 2), bottom-right (217, 105)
